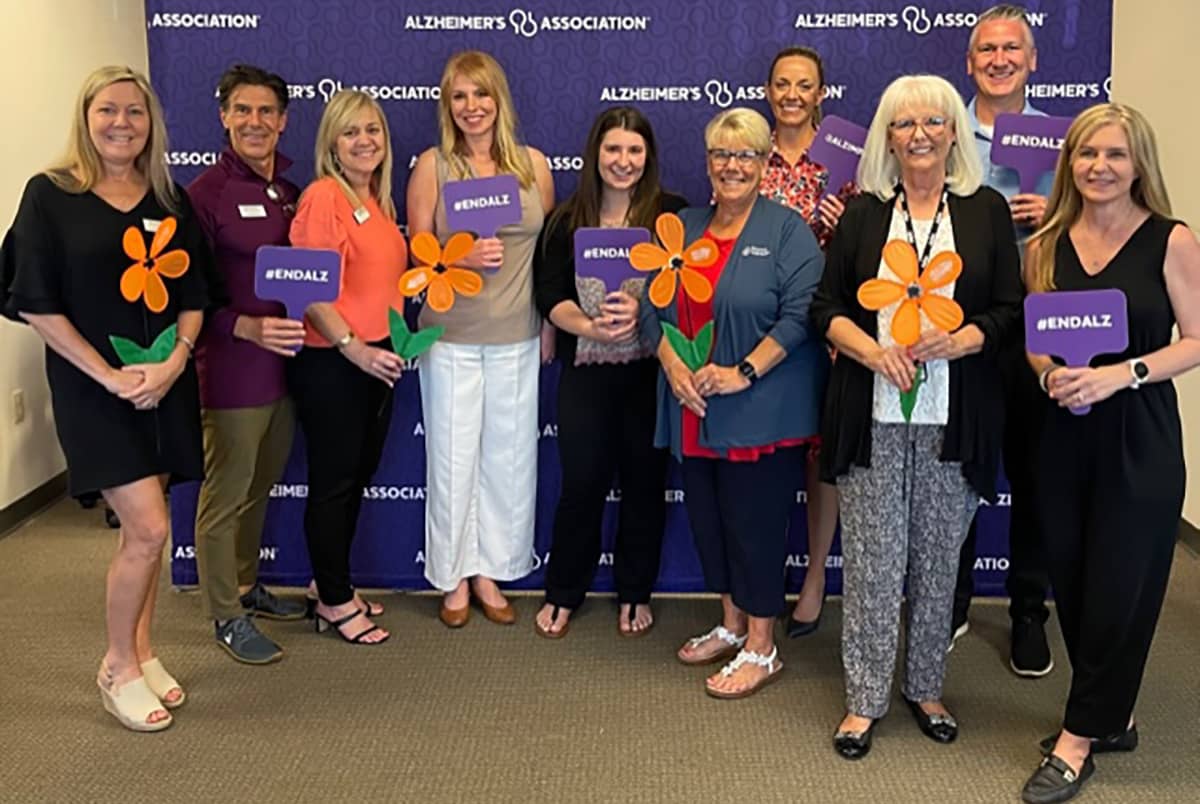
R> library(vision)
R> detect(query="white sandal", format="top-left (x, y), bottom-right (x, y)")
top-left (141, 658), bottom-right (185, 709)
top-left (97, 667), bottom-right (172, 732)
top-left (677, 625), bottom-right (748, 666)
top-left (705, 646), bottom-right (785, 699)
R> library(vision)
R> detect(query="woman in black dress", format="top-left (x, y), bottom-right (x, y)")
top-left (1, 66), bottom-right (214, 732)
top-left (532, 106), bottom-right (683, 638)
top-left (1020, 103), bottom-right (1200, 803)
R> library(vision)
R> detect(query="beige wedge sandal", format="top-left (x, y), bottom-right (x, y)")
top-left (97, 667), bottom-right (173, 733)
top-left (140, 658), bottom-right (185, 709)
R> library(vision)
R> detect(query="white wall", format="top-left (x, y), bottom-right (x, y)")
top-left (1112, 0), bottom-right (1200, 524)
top-left (0, 0), bottom-right (148, 508)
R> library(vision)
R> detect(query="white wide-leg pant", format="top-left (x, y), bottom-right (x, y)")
top-left (419, 337), bottom-right (539, 591)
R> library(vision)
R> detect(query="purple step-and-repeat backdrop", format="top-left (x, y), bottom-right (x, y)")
top-left (150, 0), bottom-right (1113, 593)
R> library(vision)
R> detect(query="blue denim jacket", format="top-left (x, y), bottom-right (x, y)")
top-left (641, 196), bottom-right (826, 459)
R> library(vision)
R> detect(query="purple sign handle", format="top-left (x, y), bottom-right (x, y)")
top-left (443, 174), bottom-right (523, 238)
top-left (573, 227), bottom-right (650, 291)
top-left (1025, 289), bottom-right (1129, 415)
top-left (990, 113), bottom-right (1073, 194)
top-left (808, 115), bottom-right (867, 199)
top-left (254, 246), bottom-right (342, 322)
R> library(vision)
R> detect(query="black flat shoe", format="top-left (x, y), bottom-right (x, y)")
top-left (1039, 724), bottom-right (1137, 755)
top-left (786, 599), bottom-right (823, 638)
top-left (833, 718), bottom-right (877, 760)
top-left (904, 698), bottom-right (958, 743)
top-left (1021, 753), bottom-right (1094, 804)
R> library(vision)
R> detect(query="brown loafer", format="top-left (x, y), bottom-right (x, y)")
top-left (480, 600), bottom-right (516, 625)
top-left (439, 603), bottom-right (470, 628)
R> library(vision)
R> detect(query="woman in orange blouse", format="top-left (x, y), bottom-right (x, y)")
top-left (287, 90), bottom-right (407, 645)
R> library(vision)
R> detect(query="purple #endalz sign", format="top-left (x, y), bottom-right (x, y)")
top-left (574, 227), bottom-right (650, 290)
top-left (808, 115), bottom-right (867, 197)
top-left (443, 174), bottom-right (523, 237)
top-left (1025, 289), bottom-right (1128, 415)
top-left (991, 114), bottom-right (1074, 193)
top-left (254, 246), bottom-right (342, 322)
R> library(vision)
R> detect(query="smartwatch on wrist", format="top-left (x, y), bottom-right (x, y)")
top-left (1128, 358), bottom-right (1149, 389)
top-left (737, 360), bottom-right (758, 385)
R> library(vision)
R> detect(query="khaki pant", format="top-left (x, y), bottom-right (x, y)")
top-left (195, 398), bottom-right (294, 621)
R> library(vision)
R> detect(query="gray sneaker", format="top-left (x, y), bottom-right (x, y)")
top-left (239, 582), bottom-right (307, 621)
top-left (215, 615), bottom-right (284, 665)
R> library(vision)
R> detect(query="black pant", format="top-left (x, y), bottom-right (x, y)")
top-left (682, 446), bottom-right (804, 618)
top-left (545, 360), bottom-right (667, 609)
top-left (954, 353), bottom-right (1050, 625)
top-left (1038, 391), bottom-right (1183, 738)
top-left (287, 343), bottom-right (393, 606)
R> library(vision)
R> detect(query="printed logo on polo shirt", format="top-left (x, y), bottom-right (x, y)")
top-left (149, 11), bottom-right (261, 28)
top-left (166, 151), bottom-right (219, 167)
top-left (742, 245), bottom-right (771, 258)
top-left (317, 78), bottom-right (439, 104)
top-left (792, 6), bottom-right (1047, 35)
top-left (1026, 83), bottom-right (1104, 101)
top-left (403, 10), bottom-right (651, 37)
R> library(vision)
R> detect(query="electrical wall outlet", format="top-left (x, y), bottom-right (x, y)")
top-left (11, 389), bottom-right (25, 424)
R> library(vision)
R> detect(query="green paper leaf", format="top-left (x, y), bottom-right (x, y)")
top-left (108, 335), bottom-right (149, 366)
top-left (402, 325), bottom-right (444, 360)
top-left (899, 365), bottom-right (926, 422)
top-left (661, 321), bottom-right (699, 371)
top-left (692, 321), bottom-right (714, 367)
top-left (145, 324), bottom-right (178, 363)
top-left (388, 308), bottom-right (412, 355)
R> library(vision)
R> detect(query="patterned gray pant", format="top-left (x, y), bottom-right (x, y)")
top-left (837, 422), bottom-right (979, 718)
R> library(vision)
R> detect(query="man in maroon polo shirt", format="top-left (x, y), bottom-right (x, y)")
top-left (187, 65), bottom-right (306, 664)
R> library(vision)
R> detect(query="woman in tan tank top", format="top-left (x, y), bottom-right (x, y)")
top-left (406, 50), bottom-right (555, 627)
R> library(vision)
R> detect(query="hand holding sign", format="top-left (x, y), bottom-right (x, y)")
top-left (254, 246), bottom-right (341, 321)
top-left (1025, 289), bottom-right (1129, 415)
top-left (574, 227), bottom-right (650, 290)
top-left (991, 113), bottom-right (1073, 194)
top-left (808, 115), bottom-right (867, 201)
top-left (444, 175), bottom-right (522, 273)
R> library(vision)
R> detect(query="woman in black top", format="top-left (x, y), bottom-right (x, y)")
top-left (1020, 103), bottom-right (1200, 804)
top-left (532, 106), bottom-right (684, 638)
top-left (1, 67), bottom-right (214, 732)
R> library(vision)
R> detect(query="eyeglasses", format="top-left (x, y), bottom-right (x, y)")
top-left (888, 116), bottom-right (949, 136)
top-left (707, 148), bottom-right (763, 167)
top-left (265, 183), bottom-right (296, 217)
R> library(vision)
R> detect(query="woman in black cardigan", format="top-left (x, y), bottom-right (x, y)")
top-left (532, 106), bottom-right (685, 638)
top-left (810, 75), bottom-right (1022, 759)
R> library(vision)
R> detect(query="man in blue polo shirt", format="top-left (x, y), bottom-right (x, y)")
top-left (952, 4), bottom-right (1055, 679)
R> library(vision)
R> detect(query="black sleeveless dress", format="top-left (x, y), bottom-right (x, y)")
top-left (1035, 213), bottom-right (1185, 738)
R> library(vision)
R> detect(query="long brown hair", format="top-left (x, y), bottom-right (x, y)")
top-left (1028, 103), bottom-right (1172, 292)
top-left (546, 106), bottom-right (664, 240)
top-left (46, 65), bottom-right (180, 213)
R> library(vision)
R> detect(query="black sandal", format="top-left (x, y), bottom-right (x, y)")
top-left (618, 602), bottom-right (654, 638)
top-left (314, 608), bottom-right (389, 645)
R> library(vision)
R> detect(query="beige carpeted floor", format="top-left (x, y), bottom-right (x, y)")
top-left (0, 499), bottom-right (1197, 804)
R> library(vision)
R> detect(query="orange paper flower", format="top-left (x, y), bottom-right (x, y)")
top-left (629, 213), bottom-right (718, 308)
top-left (857, 240), bottom-right (964, 346)
top-left (119, 217), bottom-right (190, 314)
top-left (399, 231), bottom-right (484, 313)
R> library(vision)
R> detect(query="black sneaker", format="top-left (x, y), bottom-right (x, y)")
top-left (239, 582), bottom-right (306, 621)
top-left (947, 617), bottom-right (969, 654)
top-left (1011, 615), bottom-right (1054, 678)
top-left (215, 615), bottom-right (284, 665)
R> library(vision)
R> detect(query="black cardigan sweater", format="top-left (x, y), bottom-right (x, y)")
top-left (810, 186), bottom-right (1023, 500)
top-left (533, 193), bottom-right (687, 366)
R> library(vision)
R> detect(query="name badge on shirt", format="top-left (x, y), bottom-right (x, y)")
top-left (238, 204), bottom-right (268, 219)
top-left (353, 206), bottom-right (371, 225)
top-left (142, 218), bottom-right (161, 233)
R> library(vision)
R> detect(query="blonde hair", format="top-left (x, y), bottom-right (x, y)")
top-left (857, 74), bottom-right (983, 201)
top-left (704, 107), bottom-right (772, 154)
top-left (46, 65), bottom-right (179, 213)
top-left (312, 90), bottom-right (396, 220)
top-left (437, 51), bottom-right (535, 188)
top-left (1027, 103), bottom-right (1171, 292)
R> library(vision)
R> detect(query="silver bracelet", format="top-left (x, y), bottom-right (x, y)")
top-left (1038, 365), bottom-right (1056, 394)
top-left (177, 333), bottom-right (195, 353)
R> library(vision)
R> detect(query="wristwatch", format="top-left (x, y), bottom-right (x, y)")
top-left (737, 360), bottom-right (758, 385)
top-left (335, 331), bottom-right (356, 350)
top-left (1128, 358), bottom-right (1149, 389)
